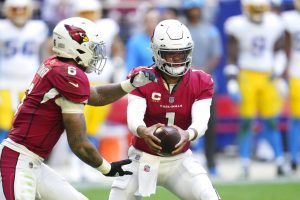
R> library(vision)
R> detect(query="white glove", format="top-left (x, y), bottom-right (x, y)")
top-left (224, 64), bottom-right (239, 76)
top-left (227, 79), bottom-right (241, 103)
top-left (273, 50), bottom-right (287, 78)
top-left (121, 70), bottom-right (157, 93)
top-left (275, 78), bottom-right (289, 98)
top-left (130, 70), bottom-right (157, 87)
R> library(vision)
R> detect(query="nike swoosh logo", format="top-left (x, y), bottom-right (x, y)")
top-left (69, 82), bottom-right (79, 88)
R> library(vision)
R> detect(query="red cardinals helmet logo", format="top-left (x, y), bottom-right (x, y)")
top-left (64, 24), bottom-right (89, 44)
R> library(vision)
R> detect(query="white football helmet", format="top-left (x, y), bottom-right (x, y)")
top-left (151, 19), bottom-right (194, 77)
top-left (242, 0), bottom-right (270, 23)
top-left (3, 0), bottom-right (33, 27)
top-left (52, 17), bottom-right (107, 74)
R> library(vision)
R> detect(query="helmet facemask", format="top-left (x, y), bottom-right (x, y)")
top-left (82, 41), bottom-right (107, 74)
top-left (242, 0), bottom-right (270, 24)
top-left (245, 5), bottom-right (269, 23)
top-left (156, 47), bottom-right (193, 77)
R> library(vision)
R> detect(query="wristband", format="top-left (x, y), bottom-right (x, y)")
top-left (187, 129), bottom-right (198, 141)
top-left (227, 79), bottom-right (239, 93)
top-left (96, 159), bottom-right (111, 175)
top-left (224, 64), bottom-right (239, 76)
top-left (121, 79), bottom-right (135, 93)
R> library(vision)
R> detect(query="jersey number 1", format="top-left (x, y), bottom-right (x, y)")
top-left (166, 112), bottom-right (175, 126)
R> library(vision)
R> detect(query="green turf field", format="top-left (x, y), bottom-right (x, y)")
top-left (78, 181), bottom-right (300, 200)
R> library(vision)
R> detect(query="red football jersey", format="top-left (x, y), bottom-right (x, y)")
top-left (130, 66), bottom-right (214, 155)
top-left (8, 56), bottom-right (90, 158)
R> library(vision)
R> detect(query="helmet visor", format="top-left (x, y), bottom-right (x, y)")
top-left (159, 48), bottom-right (192, 66)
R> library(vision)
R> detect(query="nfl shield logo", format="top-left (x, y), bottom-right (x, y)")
top-left (144, 165), bottom-right (150, 172)
top-left (169, 97), bottom-right (175, 103)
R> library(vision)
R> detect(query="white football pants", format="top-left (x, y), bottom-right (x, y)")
top-left (0, 143), bottom-right (88, 200)
top-left (109, 146), bottom-right (221, 200)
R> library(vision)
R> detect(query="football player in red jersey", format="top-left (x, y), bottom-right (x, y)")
top-left (0, 17), bottom-right (156, 200)
top-left (109, 20), bottom-right (220, 200)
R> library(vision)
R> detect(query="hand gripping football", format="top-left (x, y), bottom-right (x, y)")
top-left (154, 126), bottom-right (181, 156)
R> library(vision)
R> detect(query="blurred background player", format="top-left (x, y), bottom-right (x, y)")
top-left (125, 8), bottom-right (161, 72)
top-left (224, 0), bottom-right (288, 177)
top-left (41, 0), bottom-right (74, 31)
top-left (161, 6), bottom-right (179, 20)
top-left (0, 0), bottom-right (49, 142)
top-left (282, 0), bottom-right (300, 172)
top-left (182, 0), bottom-right (222, 177)
top-left (109, 19), bottom-right (220, 200)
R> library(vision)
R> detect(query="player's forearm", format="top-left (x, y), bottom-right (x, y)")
top-left (88, 71), bottom-right (156, 106)
top-left (227, 35), bottom-right (239, 66)
top-left (63, 113), bottom-right (104, 168)
top-left (70, 139), bottom-right (103, 168)
top-left (88, 83), bottom-right (128, 106)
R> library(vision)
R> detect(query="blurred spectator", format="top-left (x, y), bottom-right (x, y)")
top-left (203, 0), bottom-right (220, 23)
top-left (282, 0), bottom-right (300, 172)
top-left (161, 6), bottom-right (179, 20)
top-left (224, 0), bottom-right (288, 177)
top-left (41, 0), bottom-right (74, 31)
top-left (125, 8), bottom-right (161, 72)
top-left (271, 0), bottom-right (283, 14)
top-left (183, 0), bottom-right (222, 177)
top-left (0, 0), bottom-right (48, 141)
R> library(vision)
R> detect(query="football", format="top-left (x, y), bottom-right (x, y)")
top-left (154, 126), bottom-right (181, 156)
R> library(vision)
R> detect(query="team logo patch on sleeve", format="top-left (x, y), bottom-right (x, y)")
top-left (64, 24), bottom-right (89, 44)
top-left (144, 165), bottom-right (150, 172)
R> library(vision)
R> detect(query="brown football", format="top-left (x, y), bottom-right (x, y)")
top-left (154, 126), bottom-right (181, 156)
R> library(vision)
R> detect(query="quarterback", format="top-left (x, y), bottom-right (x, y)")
top-left (0, 17), bottom-right (156, 200)
top-left (224, 0), bottom-right (287, 176)
top-left (109, 20), bottom-right (220, 200)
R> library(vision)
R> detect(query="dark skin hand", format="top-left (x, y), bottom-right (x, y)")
top-left (172, 125), bottom-right (189, 155)
top-left (137, 123), bottom-right (164, 153)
